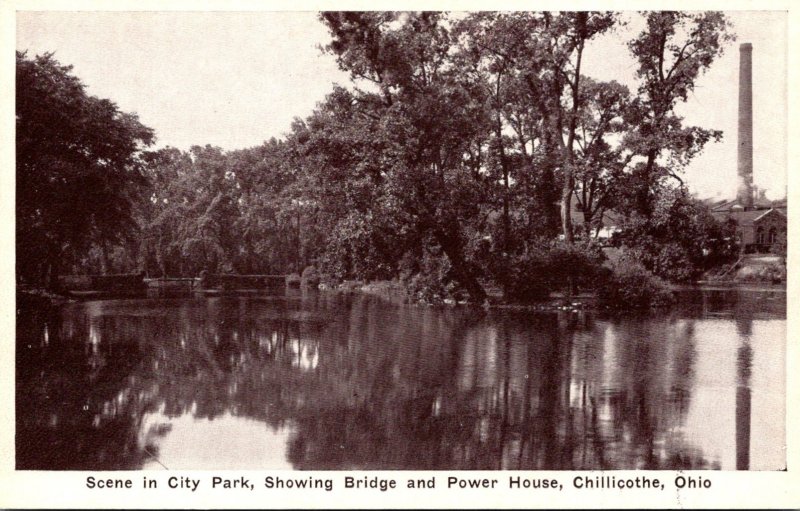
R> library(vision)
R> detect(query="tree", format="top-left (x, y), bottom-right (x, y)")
top-left (285, 84), bottom-right (443, 284)
top-left (176, 145), bottom-right (241, 274)
top-left (612, 186), bottom-right (737, 282)
top-left (139, 147), bottom-right (193, 277)
top-left (16, 51), bottom-right (154, 287)
top-left (622, 12), bottom-right (733, 216)
top-left (319, 12), bottom-right (494, 301)
top-left (543, 12), bottom-right (618, 244)
top-left (453, 12), bottom-right (618, 245)
top-left (452, 12), bottom-right (557, 253)
top-left (228, 139), bottom-right (300, 274)
top-left (310, 11), bottom-right (734, 299)
top-left (22, 12), bottom-right (735, 296)
top-left (571, 78), bottom-right (631, 235)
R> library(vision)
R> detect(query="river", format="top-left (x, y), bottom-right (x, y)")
top-left (16, 288), bottom-right (785, 471)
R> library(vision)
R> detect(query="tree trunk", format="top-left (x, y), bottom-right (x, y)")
top-left (582, 209), bottom-right (594, 237)
top-left (561, 166), bottom-right (575, 244)
top-left (560, 13), bottom-right (588, 247)
top-left (493, 73), bottom-right (511, 255)
top-left (495, 118), bottom-right (511, 254)
top-left (434, 228), bottom-right (487, 304)
top-left (101, 241), bottom-right (111, 274)
top-left (537, 158), bottom-right (560, 238)
top-left (44, 248), bottom-right (62, 291)
top-left (637, 149), bottom-right (657, 216)
top-left (44, 262), bottom-right (54, 291)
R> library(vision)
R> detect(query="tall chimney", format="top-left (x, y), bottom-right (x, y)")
top-left (737, 43), bottom-right (754, 209)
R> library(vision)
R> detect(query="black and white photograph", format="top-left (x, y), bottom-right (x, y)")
top-left (4, 3), bottom-right (798, 508)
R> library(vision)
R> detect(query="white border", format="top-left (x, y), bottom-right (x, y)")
top-left (1, 0), bottom-right (797, 508)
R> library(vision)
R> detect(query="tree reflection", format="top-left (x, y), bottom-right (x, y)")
top-left (735, 307), bottom-right (753, 470)
top-left (16, 291), bottom-right (778, 470)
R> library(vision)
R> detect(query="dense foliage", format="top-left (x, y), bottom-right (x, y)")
top-left (18, 12), bottom-right (742, 303)
top-left (596, 254), bottom-right (676, 309)
top-left (16, 52), bottom-right (154, 286)
top-left (612, 187), bottom-right (739, 282)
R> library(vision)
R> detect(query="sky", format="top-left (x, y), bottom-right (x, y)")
top-left (16, 10), bottom-right (788, 200)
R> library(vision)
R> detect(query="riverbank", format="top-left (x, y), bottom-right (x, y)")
top-left (330, 280), bottom-right (603, 312)
top-left (16, 288), bottom-right (74, 308)
top-left (17, 273), bottom-right (785, 313)
top-left (329, 277), bottom-right (787, 313)
top-left (702, 254), bottom-right (786, 284)
top-left (687, 281), bottom-right (787, 292)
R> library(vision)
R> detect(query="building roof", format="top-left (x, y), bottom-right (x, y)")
top-left (772, 198), bottom-right (788, 209)
top-left (712, 207), bottom-right (786, 226)
top-left (570, 202), bottom-right (623, 228)
top-left (752, 208), bottom-right (786, 223)
top-left (707, 196), bottom-right (782, 213)
top-left (706, 198), bottom-right (740, 212)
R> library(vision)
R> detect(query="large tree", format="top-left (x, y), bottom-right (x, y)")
top-left (16, 51), bottom-right (154, 287)
top-left (452, 12), bottom-right (619, 246)
top-left (319, 12), bottom-right (495, 301)
top-left (622, 11), bottom-right (733, 216)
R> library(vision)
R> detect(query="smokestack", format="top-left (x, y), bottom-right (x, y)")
top-left (737, 43), bottom-right (754, 209)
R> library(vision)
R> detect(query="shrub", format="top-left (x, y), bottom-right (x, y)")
top-left (501, 249), bottom-right (552, 302)
top-left (301, 265), bottom-right (321, 288)
top-left (736, 263), bottom-right (786, 283)
top-left (286, 273), bottom-right (301, 288)
top-left (597, 255), bottom-right (675, 309)
top-left (401, 251), bottom-right (453, 304)
top-left (547, 240), bottom-right (607, 289)
top-left (771, 231), bottom-right (787, 259)
top-left (620, 240), bottom-right (696, 283)
top-left (500, 240), bottom-right (606, 303)
top-left (612, 187), bottom-right (738, 283)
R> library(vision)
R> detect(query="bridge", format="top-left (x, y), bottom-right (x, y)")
top-left (57, 273), bottom-right (291, 297)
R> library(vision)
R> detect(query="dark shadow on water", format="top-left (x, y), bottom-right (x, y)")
top-left (15, 289), bottom-right (785, 470)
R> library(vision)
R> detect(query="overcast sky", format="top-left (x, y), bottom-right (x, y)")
top-left (16, 10), bottom-right (788, 200)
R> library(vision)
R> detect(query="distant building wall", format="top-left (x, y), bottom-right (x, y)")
top-left (753, 211), bottom-right (786, 245)
top-left (740, 225), bottom-right (755, 246)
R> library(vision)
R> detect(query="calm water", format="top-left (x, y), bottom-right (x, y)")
top-left (16, 289), bottom-right (785, 471)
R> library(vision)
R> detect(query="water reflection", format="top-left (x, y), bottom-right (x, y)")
top-left (16, 289), bottom-right (785, 470)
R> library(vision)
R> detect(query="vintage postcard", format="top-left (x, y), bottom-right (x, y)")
top-left (1, 0), bottom-right (798, 508)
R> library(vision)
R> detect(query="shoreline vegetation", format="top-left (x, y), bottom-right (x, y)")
top-left (19, 255), bottom-right (786, 314)
top-left (16, 13), bottom-right (787, 314)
